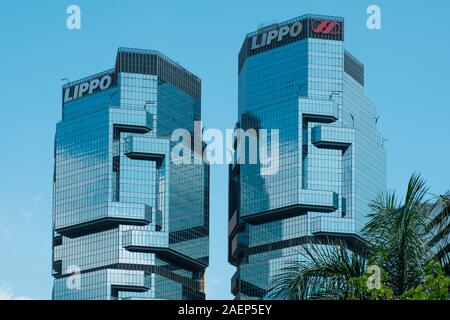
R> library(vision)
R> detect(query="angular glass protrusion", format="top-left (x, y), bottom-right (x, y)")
top-left (311, 125), bottom-right (354, 151)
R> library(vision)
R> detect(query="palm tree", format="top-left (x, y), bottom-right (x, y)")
top-left (362, 173), bottom-right (431, 297)
top-left (269, 174), bottom-right (438, 299)
top-left (268, 240), bottom-right (368, 300)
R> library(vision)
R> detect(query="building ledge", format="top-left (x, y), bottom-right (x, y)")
top-left (311, 125), bottom-right (354, 151)
top-left (55, 203), bottom-right (152, 238)
top-left (122, 230), bottom-right (206, 271)
top-left (241, 190), bottom-right (338, 225)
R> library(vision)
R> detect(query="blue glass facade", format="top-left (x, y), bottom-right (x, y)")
top-left (229, 15), bottom-right (386, 299)
top-left (427, 192), bottom-right (450, 274)
top-left (52, 48), bottom-right (209, 300)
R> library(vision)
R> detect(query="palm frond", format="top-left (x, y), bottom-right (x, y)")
top-left (362, 174), bottom-right (431, 296)
top-left (268, 240), bottom-right (367, 300)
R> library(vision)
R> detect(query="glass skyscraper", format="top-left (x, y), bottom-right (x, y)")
top-left (427, 192), bottom-right (450, 274)
top-left (52, 48), bottom-right (209, 300)
top-left (229, 14), bottom-right (387, 299)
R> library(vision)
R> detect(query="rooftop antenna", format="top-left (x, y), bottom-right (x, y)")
top-left (108, 92), bottom-right (118, 106)
top-left (329, 91), bottom-right (342, 100)
top-left (144, 101), bottom-right (156, 110)
top-left (374, 116), bottom-right (380, 124)
top-left (257, 19), bottom-right (279, 31)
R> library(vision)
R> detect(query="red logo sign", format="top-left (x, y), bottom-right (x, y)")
top-left (311, 20), bottom-right (340, 35)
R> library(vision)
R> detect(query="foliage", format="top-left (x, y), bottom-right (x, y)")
top-left (268, 241), bottom-right (367, 300)
top-left (400, 261), bottom-right (450, 300)
top-left (346, 258), bottom-right (394, 300)
top-left (268, 174), bottom-right (450, 300)
top-left (362, 174), bottom-right (430, 296)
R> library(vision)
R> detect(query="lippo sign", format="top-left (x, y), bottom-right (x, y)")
top-left (311, 19), bottom-right (341, 35)
top-left (239, 18), bottom-right (343, 73)
top-left (242, 18), bottom-right (343, 64)
top-left (250, 21), bottom-right (304, 50)
top-left (63, 73), bottom-right (114, 103)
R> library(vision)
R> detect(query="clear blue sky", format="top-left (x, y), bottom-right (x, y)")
top-left (0, 0), bottom-right (449, 300)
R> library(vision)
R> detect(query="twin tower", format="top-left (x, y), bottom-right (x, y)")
top-left (52, 14), bottom-right (386, 300)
